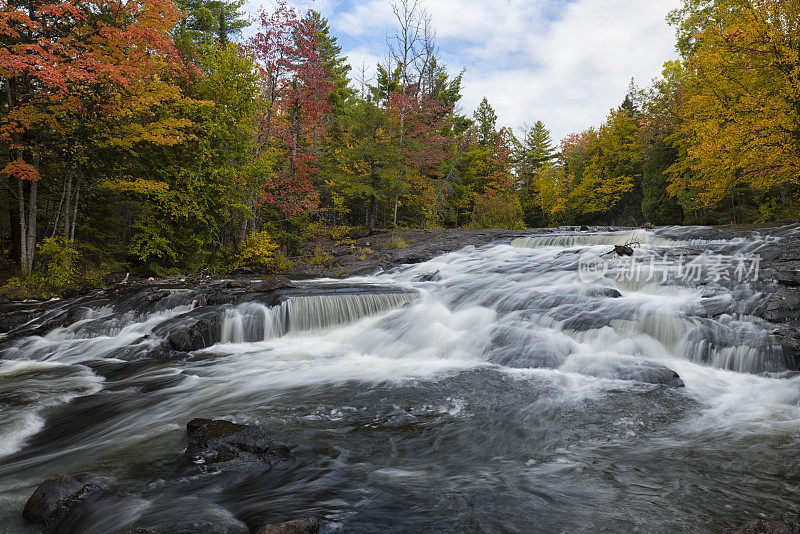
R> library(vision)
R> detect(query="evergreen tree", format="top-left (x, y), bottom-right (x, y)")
top-left (473, 98), bottom-right (498, 148)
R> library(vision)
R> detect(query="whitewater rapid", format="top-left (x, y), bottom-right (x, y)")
top-left (0, 225), bottom-right (798, 533)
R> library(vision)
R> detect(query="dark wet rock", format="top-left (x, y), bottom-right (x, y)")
top-left (103, 271), bottom-right (129, 285)
top-left (614, 245), bottom-right (634, 257)
top-left (249, 277), bottom-right (296, 292)
top-left (613, 360), bottom-right (685, 387)
top-left (225, 279), bottom-right (250, 289)
top-left (722, 519), bottom-right (800, 534)
top-left (563, 357), bottom-right (685, 387)
top-left (167, 319), bottom-right (215, 352)
top-left (762, 287), bottom-right (800, 325)
top-left (145, 289), bottom-right (171, 302)
top-left (23, 474), bottom-right (106, 533)
top-left (256, 518), bottom-right (321, 534)
top-left (582, 286), bottom-right (622, 299)
top-left (772, 260), bottom-right (800, 287)
top-left (414, 270), bottom-right (442, 282)
top-left (580, 225), bottom-right (589, 231)
top-left (772, 325), bottom-right (800, 371)
top-left (185, 418), bottom-right (292, 469)
top-left (396, 252), bottom-right (428, 264)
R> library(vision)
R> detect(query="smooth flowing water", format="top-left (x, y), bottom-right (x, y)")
top-left (1, 227), bottom-right (799, 533)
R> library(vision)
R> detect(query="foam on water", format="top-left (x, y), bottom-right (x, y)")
top-left (0, 225), bottom-right (799, 532)
top-left (219, 291), bottom-right (419, 343)
top-left (0, 360), bottom-right (102, 457)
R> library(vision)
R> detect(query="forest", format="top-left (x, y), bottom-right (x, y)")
top-left (1, 0), bottom-right (798, 297)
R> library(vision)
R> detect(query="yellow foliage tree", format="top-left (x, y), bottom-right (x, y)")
top-left (568, 109), bottom-right (638, 215)
top-left (668, 0), bottom-right (800, 209)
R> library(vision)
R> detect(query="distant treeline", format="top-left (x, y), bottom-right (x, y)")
top-left (0, 0), bottom-right (798, 292)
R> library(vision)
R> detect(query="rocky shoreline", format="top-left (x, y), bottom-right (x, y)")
top-left (23, 419), bottom-right (320, 534)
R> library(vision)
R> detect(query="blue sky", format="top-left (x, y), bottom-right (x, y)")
top-left (241, 0), bottom-right (682, 143)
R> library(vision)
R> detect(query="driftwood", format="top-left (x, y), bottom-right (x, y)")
top-left (601, 240), bottom-right (640, 257)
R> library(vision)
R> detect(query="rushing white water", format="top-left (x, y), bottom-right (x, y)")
top-left (0, 360), bottom-right (102, 456)
top-left (220, 292), bottom-right (419, 344)
top-left (0, 226), bottom-right (798, 533)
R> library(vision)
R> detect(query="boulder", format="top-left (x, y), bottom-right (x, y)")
top-left (256, 518), bottom-right (321, 534)
top-left (23, 474), bottom-right (106, 533)
top-left (561, 355), bottom-right (685, 387)
top-left (103, 271), bottom-right (129, 286)
top-left (185, 418), bottom-right (292, 469)
top-left (613, 360), bottom-right (685, 387)
top-left (167, 319), bottom-right (215, 352)
top-left (614, 245), bottom-right (634, 257)
top-left (249, 277), bottom-right (296, 293)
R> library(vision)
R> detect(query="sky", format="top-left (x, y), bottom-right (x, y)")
top-left (241, 0), bottom-right (683, 143)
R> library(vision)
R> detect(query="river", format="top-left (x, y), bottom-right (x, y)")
top-left (1, 226), bottom-right (798, 533)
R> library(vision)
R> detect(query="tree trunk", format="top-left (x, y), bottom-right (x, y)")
top-left (25, 149), bottom-right (40, 274)
top-left (367, 194), bottom-right (376, 235)
top-left (69, 176), bottom-right (80, 243)
top-left (18, 176), bottom-right (27, 274)
top-left (8, 174), bottom-right (21, 265)
top-left (62, 169), bottom-right (73, 238)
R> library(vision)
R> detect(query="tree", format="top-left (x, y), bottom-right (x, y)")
top-left (473, 98), bottom-right (498, 147)
top-left (667, 0), bottom-right (800, 212)
top-left (174, 0), bottom-right (248, 54)
top-left (0, 0), bottom-right (185, 274)
top-left (386, 0), bottom-right (436, 226)
top-left (568, 108), bottom-right (640, 221)
top-left (248, 1), bottom-right (335, 219)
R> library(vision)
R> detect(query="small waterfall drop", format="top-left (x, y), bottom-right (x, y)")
top-left (220, 291), bottom-right (419, 344)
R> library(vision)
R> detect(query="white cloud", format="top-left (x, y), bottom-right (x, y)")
top-left (243, 0), bottom-right (682, 143)
top-left (453, 0), bottom-right (682, 141)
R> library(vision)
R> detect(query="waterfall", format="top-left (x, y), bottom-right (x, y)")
top-left (220, 291), bottom-right (419, 344)
top-left (509, 228), bottom-right (745, 249)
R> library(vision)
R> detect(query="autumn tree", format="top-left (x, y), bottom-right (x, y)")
top-left (0, 0), bottom-right (186, 273)
top-left (248, 2), bottom-right (335, 221)
top-left (667, 0), bottom-right (800, 217)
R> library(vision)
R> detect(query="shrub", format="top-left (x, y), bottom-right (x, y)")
top-left (387, 236), bottom-right (408, 249)
top-left (1, 237), bottom-right (116, 300)
top-left (271, 250), bottom-right (294, 272)
top-left (470, 193), bottom-right (525, 229)
top-left (310, 245), bottom-right (333, 266)
top-left (236, 231), bottom-right (279, 268)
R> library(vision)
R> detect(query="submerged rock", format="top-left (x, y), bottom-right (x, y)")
top-left (722, 519), bottom-right (800, 534)
top-left (414, 270), bottom-right (442, 282)
top-left (185, 418), bottom-right (292, 469)
top-left (256, 518), bottom-right (321, 534)
top-left (561, 355), bottom-right (685, 387)
top-left (23, 474), bottom-right (106, 533)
